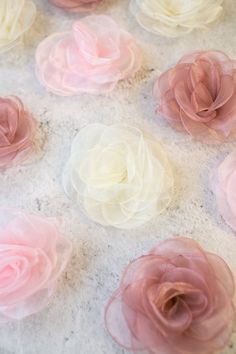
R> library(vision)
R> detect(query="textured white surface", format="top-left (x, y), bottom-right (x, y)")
top-left (0, 0), bottom-right (236, 353)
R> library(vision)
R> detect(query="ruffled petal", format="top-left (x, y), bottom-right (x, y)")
top-left (63, 124), bottom-right (173, 229)
top-left (35, 15), bottom-right (142, 95)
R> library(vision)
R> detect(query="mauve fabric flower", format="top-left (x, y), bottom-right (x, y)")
top-left (0, 0), bottom-right (36, 53)
top-left (153, 50), bottom-right (236, 143)
top-left (105, 237), bottom-right (235, 354)
top-left (0, 209), bottom-right (72, 323)
top-left (0, 96), bottom-right (36, 170)
top-left (35, 15), bottom-right (142, 95)
top-left (50, 0), bottom-right (102, 12)
top-left (210, 151), bottom-right (236, 231)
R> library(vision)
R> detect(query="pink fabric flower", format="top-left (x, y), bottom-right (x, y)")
top-left (210, 151), bottom-right (236, 231)
top-left (153, 51), bottom-right (236, 143)
top-left (0, 96), bottom-right (36, 170)
top-left (0, 209), bottom-right (72, 323)
top-left (50, 0), bottom-right (102, 12)
top-left (105, 237), bottom-right (235, 354)
top-left (35, 15), bottom-right (142, 95)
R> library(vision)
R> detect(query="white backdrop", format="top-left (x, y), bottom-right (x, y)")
top-left (0, 0), bottom-right (236, 353)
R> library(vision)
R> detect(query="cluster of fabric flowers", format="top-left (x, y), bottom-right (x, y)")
top-left (36, 15), bottom-right (142, 95)
top-left (130, 0), bottom-right (224, 37)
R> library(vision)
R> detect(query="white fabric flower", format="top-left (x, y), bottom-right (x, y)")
top-left (129, 0), bottom-right (223, 37)
top-left (0, 0), bottom-right (36, 53)
top-left (63, 124), bottom-right (173, 229)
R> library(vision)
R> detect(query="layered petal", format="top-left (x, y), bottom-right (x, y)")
top-left (35, 15), bottom-right (142, 95)
top-left (130, 0), bottom-right (223, 37)
top-left (105, 237), bottom-right (235, 354)
top-left (0, 0), bottom-right (36, 53)
top-left (63, 124), bottom-right (173, 229)
top-left (0, 96), bottom-right (36, 170)
top-left (210, 150), bottom-right (236, 231)
top-left (0, 209), bottom-right (72, 323)
top-left (154, 50), bottom-right (236, 143)
top-left (50, 0), bottom-right (102, 13)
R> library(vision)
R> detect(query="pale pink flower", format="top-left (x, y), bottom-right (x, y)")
top-left (210, 150), bottom-right (236, 231)
top-left (0, 209), bottom-right (72, 323)
top-left (35, 15), bottom-right (142, 95)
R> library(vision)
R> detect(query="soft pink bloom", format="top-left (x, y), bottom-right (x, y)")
top-left (210, 151), bottom-right (236, 231)
top-left (153, 51), bottom-right (236, 143)
top-left (105, 237), bottom-right (235, 354)
top-left (35, 15), bottom-right (142, 95)
top-left (0, 96), bottom-right (36, 169)
top-left (50, 0), bottom-right (102, 12)
top-left (0, 209), bottom-right (72, 323)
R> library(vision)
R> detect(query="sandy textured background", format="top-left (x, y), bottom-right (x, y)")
top-left (0, 0), bottom-right (236, 353)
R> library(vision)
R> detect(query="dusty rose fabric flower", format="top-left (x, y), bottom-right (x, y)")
top-left (0, 96), bottom-right (36, 170)
top-left (210, 151), bottom-right (236, 231)
top-left (153, 50), bottom-right (236, 143)
top-left (0, 209), bottom-right (72, 323)
top-left (50, 0), bottom-right (102, 12)
top-left (105, 237), bottom-right (235, 354)
top-left (35, 15), bottom-right (142, 95)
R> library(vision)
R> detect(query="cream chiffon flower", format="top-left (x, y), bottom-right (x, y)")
top-left (63, 124), bottom-right (173, 229)
top-left (130, 0), bottom-right (223, 37)
top-left (0, 0), bottom-right (36, 53)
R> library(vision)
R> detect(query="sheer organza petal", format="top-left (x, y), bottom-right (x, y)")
top-left (0, 0), bottom-right (36, 53)
top-left (129, 0), bottom-right (223, 37)
top-left (105, 237), bottom-right (235, 354)
top-left (63, 124), bottom-right (173, 229)
top-left (35, 15), bottom-right (142, 96)
top-left (0, 209), bottom-right (72, 323)
top-left (154, 50), bottom-right (236, 143)
top-left (210, 150), bottom-right (236, 231)
top-left (50, 0), bottom-right (102, 13)
top-left (0, 96), bottom-right (36, 170)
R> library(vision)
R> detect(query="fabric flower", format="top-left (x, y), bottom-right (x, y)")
top-left (35, 15), bottom-right (142, 95)
top-left (210, 151), bottom-right (236, 231)
top-left (63, 124), bottom-right (173, 229)
top-left (153, 50), bottom-right (236, 143)
top-left (105, 237), bottom-right (235, 354)
top-left (129, 0), bottom-right (223, 37)
top-left (0, 96), bottom-right (36, 170)
top-left (50, 0), bottom-right (102, 12)
top-left (0, 0), bottom-right (36, 53)
top-left (0, 209), bottom-right (72, 323)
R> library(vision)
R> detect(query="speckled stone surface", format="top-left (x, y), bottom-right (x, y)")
top-left (0, 0), bottom-right (236, 353)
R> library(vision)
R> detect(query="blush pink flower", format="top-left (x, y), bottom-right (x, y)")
top-left (0, 96), bottom-right (36, 170)
top-left (35, 15), bottom-right (142, 95)
top-left (50, 0), bottom-right (102, 12)
top-left (153, 51), bottom-right (236, 143)
top-left (0, 209), bottom-right (72, 323)
top-left (210, 150), bottom-right (236, 231)
top-left (105, 237), bottom-right (235, 354)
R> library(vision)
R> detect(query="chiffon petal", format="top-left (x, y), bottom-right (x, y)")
top-left (35, 15), bottom-right (142, 96)
top-left (63, 124), bottom-right (173, 229)
top-left (154, 50), bottom-right (236, 143)
top-left (105, 237), bottom-right (235, 354)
